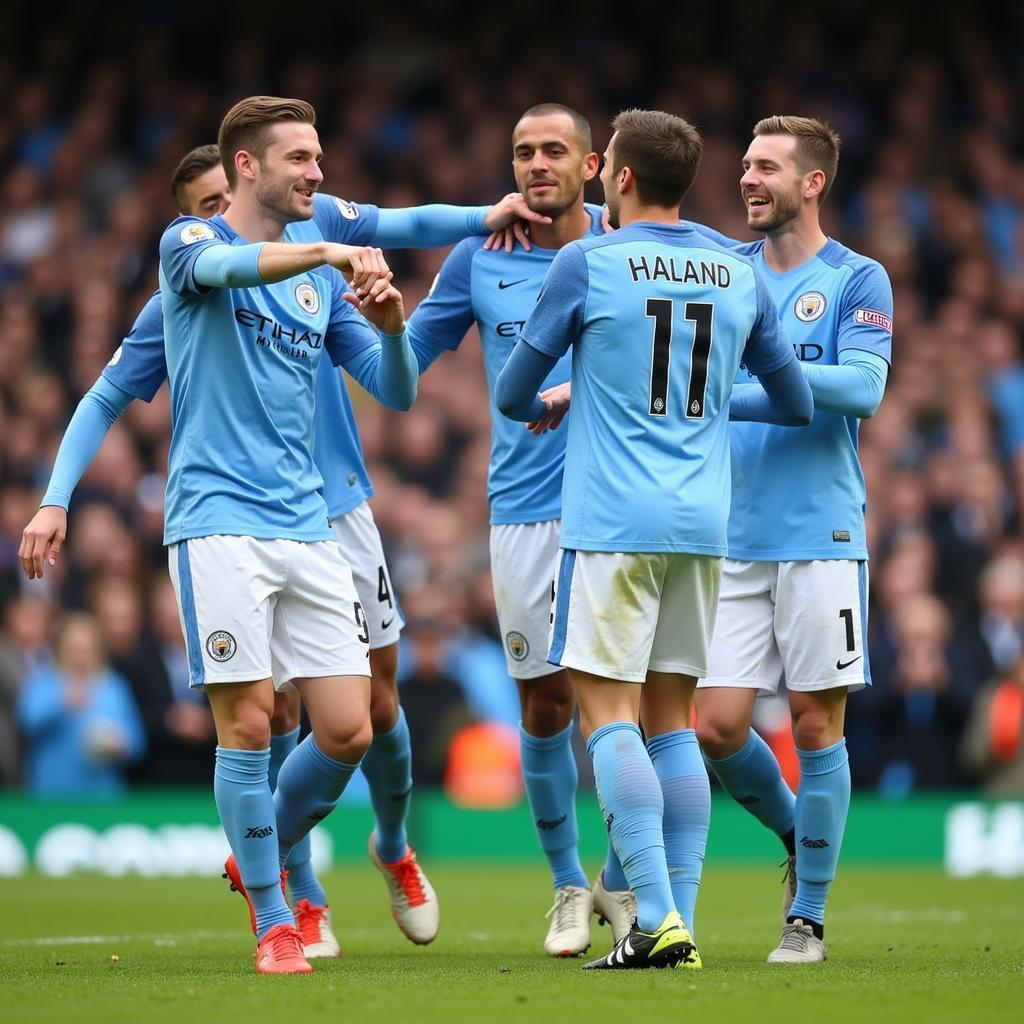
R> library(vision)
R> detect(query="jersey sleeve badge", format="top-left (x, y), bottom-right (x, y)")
top-left (334, 197), bottom-right (360, 221)
top-left (853, 308), bottom-right (893, 332)
top-left (179, 222), bottom-right (216, 245)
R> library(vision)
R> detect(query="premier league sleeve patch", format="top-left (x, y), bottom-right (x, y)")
top-left (334, 197), bottom-right (360, 221)
top-left (179, 222), bottom-right (216, 245)
top-left (853, 308), bottom-right (893, 332)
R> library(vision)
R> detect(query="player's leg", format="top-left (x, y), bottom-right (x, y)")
top-left (169, 536), bottom-right (309, 973)
top-left (331, 503), bottom-right (438, 943)
top-left (492, 521), bottom-right (593, 955)
top-left (767, 560), bottom-right (865, 963)
top-left (641, 551), bottom-right (723, 945)
top-left (696, 561), bottom-right (797, 889)
top-left (552, 549), bottom-right (696, 970)
top-left (268, 691), bottom-right (302, 790)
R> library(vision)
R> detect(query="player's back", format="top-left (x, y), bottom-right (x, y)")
top-left (535, 222), bottom-right (786, 555)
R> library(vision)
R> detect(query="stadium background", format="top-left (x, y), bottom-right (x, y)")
top-left (0, 1), bottom-right (1022, 882)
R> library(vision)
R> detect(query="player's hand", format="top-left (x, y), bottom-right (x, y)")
top-left (483, 222), bottom-right (533, 253)
top-left (19, 505), bottom-right (67, 580)
top-left (526, 382), bottom-right (571, 435)
top-left (324, 244), bottom-right (393, 295)
top-left (484, 192), bottom-right (552, 233)
top-left (601, 205), bottom-right (614, 233)
top-left (344, 278), bottom-right (406, 336)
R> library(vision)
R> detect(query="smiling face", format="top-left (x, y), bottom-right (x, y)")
top-left (249, 120), bottom-right (323, 223)
top-left (512, 112), bottom-right (594, 219)
top-left (740, 133), bottom-right (807, 233)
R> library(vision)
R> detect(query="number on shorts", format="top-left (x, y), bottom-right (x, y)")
top-left (377, 566), bottom-right (393, 609)
top-left (645, 298), bottom-right (714, 419)
top-left (839, 607), bottom-right (855, 652)
top-left (354, 601), bottom-right (370, 645)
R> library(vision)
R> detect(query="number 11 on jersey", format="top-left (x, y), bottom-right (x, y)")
top-left (645, 298), bottom-right (714, 419)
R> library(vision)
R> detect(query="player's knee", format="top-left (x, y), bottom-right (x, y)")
top-left (369, 684), bottom-right (399, 734)
top-left (522, 684), bottom-right (574, 736)
top-left (270, 696), bottom-right (301, 735)
top-left (695, 716), bottom-right (748, 760)
top-left (316, 719), bottom-right (373, 763)
top-left (227, 706), bottom-right (273, 751)
top-left (792, 712), bottom-right (837, 751)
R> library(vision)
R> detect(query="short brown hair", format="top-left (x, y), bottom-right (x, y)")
top-left (516, 103), bottom-right (593, 153)
top-left (610, 109), bottom-right (703, 208)
top-left (752, 115), bottom-right (841, 202)
top-left (170, 144), bottom-right (221, 208)
top-left (218, 96), bottom-right (317, 188)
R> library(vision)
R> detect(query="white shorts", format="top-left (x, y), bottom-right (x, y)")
top-left (169, 535), bottom-right (370, 691)
top-left (331, 502), bottom-right (403, 651)
top-left (699, 559), bottom-right (870, 695)
top-left (549, 549), bottom-right (723, 683)
top-left (489, 519), bottom-right (561, 679)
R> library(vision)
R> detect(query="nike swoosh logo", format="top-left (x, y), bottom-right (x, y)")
top-left (836, 655), bottom-right (862, 670)
top-left (381, 615), bottom-right (396, 630)
top-left (498, 278), bottom-right (527, 289)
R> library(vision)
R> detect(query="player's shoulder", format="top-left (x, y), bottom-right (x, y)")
top-left (312, 192), bottom-right (371, 222)
top-left (160, 214), bottom-right (229, 249)
top-left (818, 238), bottom-right (890, 281)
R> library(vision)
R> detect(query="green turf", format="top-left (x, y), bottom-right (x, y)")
top-left (1, 864), bottom-right (1021, 1024)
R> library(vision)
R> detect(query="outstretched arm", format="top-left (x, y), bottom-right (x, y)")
top-left (21, 376), bottom-right (134, 578)
top-left (801, 350), bottom-right (889, 419)
top-left (495, 341), bottom-right (560, 422)
top-left (729, 358), bottom-right (813, 425)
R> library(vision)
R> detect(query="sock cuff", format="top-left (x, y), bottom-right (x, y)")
top-left (705, 729), bottom-right (762, 770)
top-left (215, 746), bottom-right (271, 783)
top-left (372, 706), bottom-right (409, 748)
top-left (270, 726), bottom-right (301, 747)
top-left (305, 736), bottom-right (361, 780)
top-left (646, 727), bottom-right (697, 757)
top-left (796, 737), bottom-right (848, 775)
top-left (585, 721), bottom-right (641, 756)
top-left (520, 719), bottom-right (574, 751)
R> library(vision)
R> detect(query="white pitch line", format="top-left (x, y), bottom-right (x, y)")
top-left (2, 930), bottom-right (241, 947)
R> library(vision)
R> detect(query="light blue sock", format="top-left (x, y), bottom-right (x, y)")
top-left (268, 726), bottom-right (300, 792)
top-left (521, 722), bottom-right (589, 891)
top-left (214, 746), bottom-right (293, 940)
top-left (789, 739), bottom-right (851, 928)
top-left (601, 844), bottom-right (629, 893)
top-left (587, 722), bottom-right (674, 932)
top-left (648, 728), bottom-right (710, 937)
top-left (362, 707), bottom-right (413, 864)
top-left (283, 834), bottom-right (327, 907)
top-left (273, 735), bottom-right (360, 867)
top-left (705, 729), bottom-right (795, 839)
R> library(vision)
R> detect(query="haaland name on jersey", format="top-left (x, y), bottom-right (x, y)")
top-left (626, 254), bottom-right (733, 288)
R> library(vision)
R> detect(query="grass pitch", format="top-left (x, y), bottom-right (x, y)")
top-left (1, 864), bottom-right (1021, 1024)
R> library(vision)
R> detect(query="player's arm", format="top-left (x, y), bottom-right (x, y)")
top-left (405, 239), bottom-right (478, 373)
top-left (730, 271), bottom-right (813, 426)
top-left (802, 261), bottom-right (894, 419)
top-left (20, 376), bottom-right (134, 580)
top-left (314, 193), bottom-right (549, 250)
top-left (495, 244), bottom-right (587, 421)
top-left (329, 271), bottom-right (418, 411)
top-left (160, 217), bottom-right (390, 296)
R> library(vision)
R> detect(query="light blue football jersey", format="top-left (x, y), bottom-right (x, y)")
top-left (158, 213), bottom-right (379, 544)
top-left (107, 193), bottom-right (383, 522)
top-left (407, 205), bottom-right (604, 525)
top-left (699, 232), bottom-right (893, 561)
top-left (522, 222), bottom-right (794, 554)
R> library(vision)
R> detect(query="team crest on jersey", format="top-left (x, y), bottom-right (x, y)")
top-left (506, 631), bottom-right (529, 662)
top-left (179, 222), bottom-right (216, 245)
top-left (854, 308), bottom-right (893, 332)
top-left (794, 291), bottom-right (827, 322)
top-left (334, 197), bottom-right (360, 221)
top-left (206, 630), bottom-right (237, 663)
top-left (295, 282), bottom-right (320, 315)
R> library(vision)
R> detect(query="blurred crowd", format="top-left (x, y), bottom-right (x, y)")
top-left (1, 3), bottom-right (1023, 799)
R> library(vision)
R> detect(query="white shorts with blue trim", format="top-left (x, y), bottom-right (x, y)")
top-left (330, 502), bottom-right (403, 651)
top-left (168, 535), bottom-right (370, 691)
top-left (549, 549), bottom-right (723, 683)
top-left (489, 519), bottom-right (561, 680)
top-left (698, 558), bottom-right (870, 695)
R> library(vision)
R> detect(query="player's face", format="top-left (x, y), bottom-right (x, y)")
top-left (740, 134), bottom-right (804, 233)
top-left (180, 165), bottom-right (231, 218)
top-left (253, 121), bottom-right (323, 222)
top-left (599, 135), bottom-right (621, 229)
top-left (512, 113), bottom-right (593, 218)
